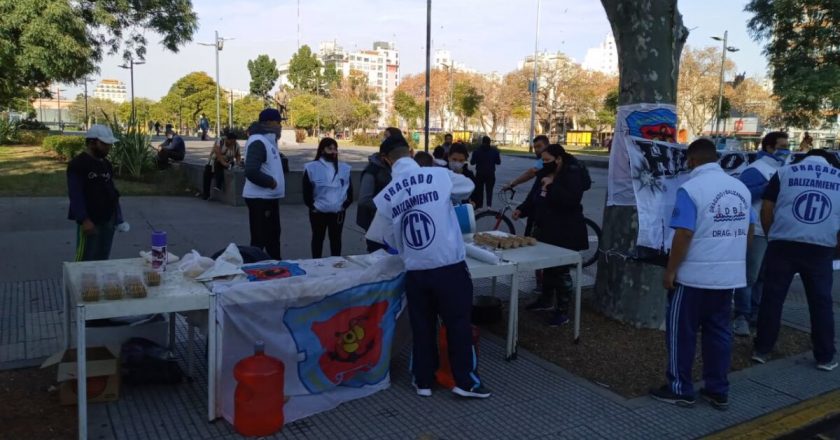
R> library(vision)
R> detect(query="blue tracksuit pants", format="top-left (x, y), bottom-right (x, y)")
top-left (406, 261), bottom-right (481, 390)
top-left (666, 285), bottom-right (734, 397)
top-left (754, 240), bottom-right (836, 364)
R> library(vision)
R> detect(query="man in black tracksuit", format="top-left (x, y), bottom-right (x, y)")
top-left (470, 136), bottom-right (501, 208)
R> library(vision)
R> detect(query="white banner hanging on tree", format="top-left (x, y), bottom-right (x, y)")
top-left (627, 139), bottom-right (753, 251)
top-left (607, 103), bottom-right (679, 206)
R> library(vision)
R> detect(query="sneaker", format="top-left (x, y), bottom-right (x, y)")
top-left (649, 385), bottom-right (695, 408)
top-left (212, 186), bottom-right (222, 192)
top-left (452, 385), bottom-right (491, 399)
top-left (700, 388), bottom-right (729, 411)
top-left (548, 312), bottom-right (570, 327)
top-left (751, 352), bottom-right (769, 364)
top-left (732, 316), bottom-right (751, 337)
top-left (526, 300), bottom-right (553, 312)
top-left (412, 381), bottom-right (432, 397)
top-left (817, 361), bottom-right (838, 372)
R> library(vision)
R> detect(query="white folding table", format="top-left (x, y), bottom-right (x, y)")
top-left (62, 259), bottom-right (215, 440)
top-left (492, 243), bottom-right (584, 355)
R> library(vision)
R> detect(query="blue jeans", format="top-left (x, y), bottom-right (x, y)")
top-left (754, 241), bottom-right (836, 364)
top-left (666, 285), bottom-right (734, 397)
top-left (734, 235), bottom-right (768, 319)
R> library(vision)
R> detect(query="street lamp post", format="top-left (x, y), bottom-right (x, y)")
top-left (423, 0), bottom-right (432, 152)
top-left (80, 77), bottom-right (92, 129)
top-left (119, 57), bottom-right (146, 124)
top-left (528, 0), bottom-right (542, 151)
top-left (711, 31), bottom-right (739, 145)
top-left (200, 31), bottom-right (233, 139)
top-left (56, 87), bottom-right (66, 131)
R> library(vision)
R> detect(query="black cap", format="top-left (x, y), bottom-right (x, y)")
top-left (379, 134), bottom-right (409, 156)
top-left (259, 108), bottom-right (282, 123)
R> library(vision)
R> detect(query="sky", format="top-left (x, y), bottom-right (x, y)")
top-left (61, 0), bottom-right (770, 101)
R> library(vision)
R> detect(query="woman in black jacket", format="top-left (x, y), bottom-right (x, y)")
top-left (513, 144), bottom-right (588, 326)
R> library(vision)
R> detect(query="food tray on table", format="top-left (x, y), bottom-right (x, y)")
top-left (472, 231), bottom-right (537, 250)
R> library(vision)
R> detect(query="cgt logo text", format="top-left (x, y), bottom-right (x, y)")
top-left (402, 210), bottom-right (436, 250)
top-left (793, 191), bottom-right (832, 224)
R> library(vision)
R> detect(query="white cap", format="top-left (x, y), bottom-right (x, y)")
top-left (84, 124), bottom-right (119, 144)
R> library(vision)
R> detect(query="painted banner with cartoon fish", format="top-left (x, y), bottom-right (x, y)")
top-left (214, 256), bottom-right (406, 425)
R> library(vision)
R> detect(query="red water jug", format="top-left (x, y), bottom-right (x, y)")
top-left (435, 325), bottom-right (481, 389)
top-left (234, 341), bottom-right (285, 437)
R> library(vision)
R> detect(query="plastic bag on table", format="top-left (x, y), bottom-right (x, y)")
top-left (177, 250), bottom-right (215, 279)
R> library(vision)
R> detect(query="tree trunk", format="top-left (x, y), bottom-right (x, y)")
top-left (594, 0), bottom-right (688, 329)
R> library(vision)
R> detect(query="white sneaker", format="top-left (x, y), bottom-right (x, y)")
top-left (452, 385), bottom-right (492, 399)
top-left (732, 316), bottom-right (751, 337)
top-left (751, 352), bottom-right (769, 364)
top-left (412, 382), bottom-right (432, 397)
top-left (817, 361), bottom-right (838, 372)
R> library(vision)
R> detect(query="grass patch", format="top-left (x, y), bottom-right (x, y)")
top-left (0, 146), bottom-right (191, 197)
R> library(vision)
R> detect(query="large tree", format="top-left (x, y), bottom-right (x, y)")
top-left (396, 70), bottom-right (452, 130)
top-left (159, 72), bottom-right (225, 131)
top-left (247, 54), bottom-right (279, 104)
top-left (452, 81), bottom-right (484, 133)
top-left (677, 46), bottom-right (736, 138)
top-left (746, 0), bottom-right (840, 128)
top-left (288, 45), bottom-right (322, 94)
top-left (0, 0), bottom-right (197, 106)
top-left (476, 70), bottom-right (530, 140)
top-left (393, 90), bottom-right (423, 129)
top-left (68, 96), bottom-right (120, 126)
top-left (594, 0), bottom-right (689, 328)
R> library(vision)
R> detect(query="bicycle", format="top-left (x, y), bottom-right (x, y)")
top-left (473, 188), bottom-right (602, 268)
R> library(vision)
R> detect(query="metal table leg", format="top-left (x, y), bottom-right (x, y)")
top-left (508, 272), bottom-right (520, 360)
top-left (187, 322), bottom-right (195, 379)
top-left (574, 261), bottom-right (582, 344)
top-left (168, 312), bottom-right (177, 349)
top-left (76, 304), bottom-right (87, 440)
top-left (207, 292), bottom-right (217, 422)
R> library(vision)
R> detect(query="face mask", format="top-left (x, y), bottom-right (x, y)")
top-left (323, 153), bottom-right (338, 162)
top-left (92, 143), bottom-right (109, 159)
top-left (542, 162), bottom-right (557, 173)
top-left (449, 161), bottom-right (464, 171)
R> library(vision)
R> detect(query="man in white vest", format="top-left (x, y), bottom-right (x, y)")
top-left (753, 149), bottom-right (840, 371)
top-left (366, 136), bottom-right (491, 399)
top-left (732, 132), bottom-right (789, 336)
top-left (243, 109), bottom-right (286, 260)
top-left (651, 138), bottom-right (754, 410)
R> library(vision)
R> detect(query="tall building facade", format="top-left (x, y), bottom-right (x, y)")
top-left (92, 79), bottom-right (127, 103)
top-left (582, 34), bottom-right (619, 76)
top-left (336, 41), bottom-right (400, 127)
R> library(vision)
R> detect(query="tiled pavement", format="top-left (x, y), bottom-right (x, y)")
top-left (1, 276), bottom-right (838, 440)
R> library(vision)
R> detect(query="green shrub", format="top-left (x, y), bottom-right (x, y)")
top-left (352, 132), bottom-right (380, 147)
top-left (18, 129), bottom-right (52, 145)
top-left (18, 119), bottom-right (48, 130)
top-left (106, 119), bottom-right (155, 178)
top-left (42, 135), bottom-right (86, 160)
top-left (0, 119), bottom-right (19, 145)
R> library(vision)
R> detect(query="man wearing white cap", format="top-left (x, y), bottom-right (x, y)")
top-left (66, 125), bottom-right (129, 261)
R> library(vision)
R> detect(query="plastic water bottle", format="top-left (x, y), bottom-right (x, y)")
top-left (151, 231), bottom-right (167, 272)
top-left (234, 341), bottom-right (285, 436)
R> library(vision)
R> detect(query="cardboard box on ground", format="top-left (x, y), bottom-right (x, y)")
top-left (41, 346), bottom-right (121, 405)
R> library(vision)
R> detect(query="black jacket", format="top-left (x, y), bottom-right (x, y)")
top-left (356, 154), bottom-right (391, 230)
top-left (470, 145), bottom-right (501, 177)
top-left (516, 156), bottom-right (588, 251)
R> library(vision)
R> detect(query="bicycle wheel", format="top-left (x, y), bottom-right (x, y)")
top-left (582, 218), bottom-right (602, 268)
top-left (474, 210), bottom-right (517, 235)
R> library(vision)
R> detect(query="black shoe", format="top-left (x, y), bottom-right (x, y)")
top-left (452, 384), bottom-right (492, 399)
top-left (526, 300), bottom-right (553, 312)
top-left (649, 385), bottom-right (695, 407)
top-left (700, 388), bottom-right (729, 411)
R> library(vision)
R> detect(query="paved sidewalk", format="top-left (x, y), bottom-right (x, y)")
top-left (2, 277), bottom-right (838, 439)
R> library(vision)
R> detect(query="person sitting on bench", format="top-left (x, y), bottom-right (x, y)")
top-left (157, 128), bottom-right (186, 169)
